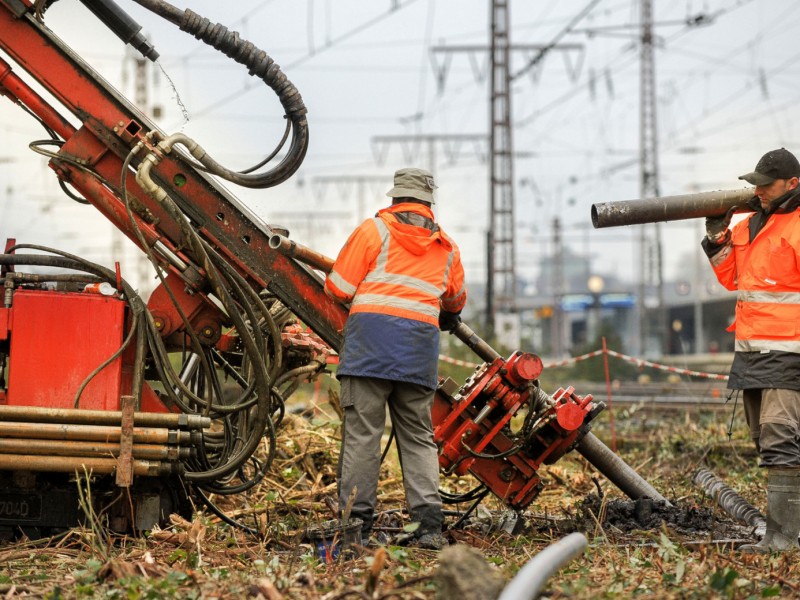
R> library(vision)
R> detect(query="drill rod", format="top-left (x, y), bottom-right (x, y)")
top-left (269, 234), bottom-right (335, 273)
top-left (0, 405), bottom-right (210, 429)
top-left (0, 454), bottom-right (178, 476)
top-left (0, 421), bottom-right (191, 444)
top-left (591, 187), bottom-right (753, 229)
top-left (0, 438), bottom-right (191, 461)
top-left (577, 432), bottom-right (670, 505)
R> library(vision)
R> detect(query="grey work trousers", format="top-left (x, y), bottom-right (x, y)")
top-left (337, 376), bottom-right (442, 532)
top-left (743, 388), bottom-right (800, 468)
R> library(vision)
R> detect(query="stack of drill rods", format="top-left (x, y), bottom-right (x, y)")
top-left (0, 405), bottom-right (210, 476)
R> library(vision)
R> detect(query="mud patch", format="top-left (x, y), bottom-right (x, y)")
top-left (576, 494), bottom-right (714, 534)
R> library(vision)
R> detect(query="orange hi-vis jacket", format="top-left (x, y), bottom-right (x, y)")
top-left (709, 205), bottom-right (800, 356)
top-left (324, 202), bottom-right (466, 388)
top-left (325, 203), bottom-right (467, 326)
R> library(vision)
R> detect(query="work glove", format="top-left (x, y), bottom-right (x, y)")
top-left (705, 206), bottom-right (736, 244)
top-left (438, 310), bottom-right (462, 333)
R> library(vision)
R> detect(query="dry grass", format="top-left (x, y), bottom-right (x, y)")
top-left (1, 390), bottom-right (798, 599)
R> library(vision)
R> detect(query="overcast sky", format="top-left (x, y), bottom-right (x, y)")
top-left (1, 0), bottom-right (798, 298)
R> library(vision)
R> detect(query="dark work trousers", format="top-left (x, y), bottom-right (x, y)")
top-left (743, 388), bottom-right (800, 468)
top-left (337, 375), bottom-right (443, 534)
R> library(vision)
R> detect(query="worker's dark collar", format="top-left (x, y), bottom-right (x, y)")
top-left (393, 210), bottom-right (438, 233)
top-left (747, 187), bottom-right (800, 241)
top-left (746, 187), bottom-right (800, 216)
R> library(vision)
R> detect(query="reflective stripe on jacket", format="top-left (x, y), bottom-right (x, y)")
top-left (709, 207), bottom-right (800, 355)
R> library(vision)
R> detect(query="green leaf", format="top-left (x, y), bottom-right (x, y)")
top-left (710, 567), bottom-right (738, 591)
top-left (675, 559), bottom-right (685, 584)
top-left (168, 549), bottom-right (188, 563)
top-left (762, 585), bottom-right (781, 597)
top-left (403, 521), bottom-right (421, 533)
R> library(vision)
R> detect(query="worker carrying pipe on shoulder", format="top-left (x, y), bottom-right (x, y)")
top-left (324, 167), bottom-right (467, 550)
top-left (702, 148), bottom-right (800, 553)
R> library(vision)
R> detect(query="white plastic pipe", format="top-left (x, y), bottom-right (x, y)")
top-left (497, 532), bottom-right (588, 600)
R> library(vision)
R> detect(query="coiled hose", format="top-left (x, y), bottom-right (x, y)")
top-left (131, 0), bottom-right (308, 188)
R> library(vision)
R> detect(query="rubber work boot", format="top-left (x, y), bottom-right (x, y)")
top-left (740, 469), bottom-right (800, 554)
top-left (416, 531), bottom-right (448, 550)
top-left (409, 505), bottom-right (447, 550)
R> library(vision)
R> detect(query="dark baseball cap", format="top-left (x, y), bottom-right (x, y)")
top-left (738, 148), bottom-right (800, 186)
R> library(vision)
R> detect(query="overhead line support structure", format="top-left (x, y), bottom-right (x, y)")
top-left (429, 3), bottom-right (583, 343)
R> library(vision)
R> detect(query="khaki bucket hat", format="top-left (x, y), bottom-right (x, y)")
top-left (386, 167), bottom-right (437, 204)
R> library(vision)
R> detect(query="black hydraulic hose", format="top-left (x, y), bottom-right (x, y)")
top-left (166, 217), bottom-right (272, 484)
top-left (239, 117), bottom-right (291, 174)
top-left (131, 0), bottom-right (308, 187)
top-left (120, 149), bottom-right (230, 417)
top-left (447, 487), bottom-right (490, 530)
top-left (440, 483), bottom-right (488, 504)
top-left (196, 488), bottom-right (260, 537)
top-left (78, 0), bottom-right (159, 61)
top-left (1, 247), bottom-right (138, 303)
top-left (0, 253), bottom-right (96, 272)
top-left (209, 247), bottom-right (283, 382)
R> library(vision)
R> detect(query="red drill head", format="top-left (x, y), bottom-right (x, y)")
top-left (505, 352), bottom-right (543, 387)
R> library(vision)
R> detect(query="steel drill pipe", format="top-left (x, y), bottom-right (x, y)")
top-left (693, 468), bottom-right (766, 528)
top-left (0, 421), bottom-right (191, 444)
top-left (0, 438), bottom-right (192, 461)
top-left (577, 432), bottom-right (671, 505)
top-left (268, 234), bottom-right (335, 273)
top-left (452, 321), bottom-right (502, 363)
top-left (0, 405), bottom-right (210, 429)
top-left (591, 188), bottom-right (754, 229)
top-left (0, 454), bottom-right (179, 476)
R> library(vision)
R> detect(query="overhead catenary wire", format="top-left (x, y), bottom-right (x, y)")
top-left (177, 0), bottom-right (423, 121)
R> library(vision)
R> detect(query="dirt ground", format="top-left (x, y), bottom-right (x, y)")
top-left (1, 389), bottom-right (798, 599)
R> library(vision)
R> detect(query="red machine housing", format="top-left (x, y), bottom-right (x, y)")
top-left (1, 288), bottom-right (165, 413)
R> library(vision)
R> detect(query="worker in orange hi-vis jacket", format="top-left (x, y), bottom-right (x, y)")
top-left (324, 167), bottom-right (467, 550)
top-left (703, 148), bottom-right (800, 553)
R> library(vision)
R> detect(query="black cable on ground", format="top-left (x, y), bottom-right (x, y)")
top-left (447, 487), bottom-right (491, 531)
top-left (195, 488), bottom-right (260, 537)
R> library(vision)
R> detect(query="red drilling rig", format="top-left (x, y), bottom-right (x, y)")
top-left (0, 0), bottom-right (665, 538)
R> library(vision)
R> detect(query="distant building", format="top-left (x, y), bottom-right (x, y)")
top-left (474, 246), bottom-right (737, 359)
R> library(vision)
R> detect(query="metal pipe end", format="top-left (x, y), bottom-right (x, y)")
top-left (590, 204), bottom-right (600, 229)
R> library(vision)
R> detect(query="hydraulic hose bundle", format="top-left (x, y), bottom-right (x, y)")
top-left (131, 0), bottom-right (309, 188)
top-left (0, 246), bottom-right (305, 498)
